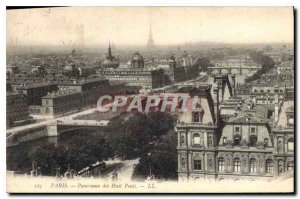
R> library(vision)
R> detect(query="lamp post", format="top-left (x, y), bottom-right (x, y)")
top-left (148, 153), bottom-right (152, 178)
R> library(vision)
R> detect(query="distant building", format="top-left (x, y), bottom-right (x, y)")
top-left (6, 92), bottom-right (29, 128)
top-left (277, 61), bottom-right (294, 81)
top-left (100, 52), bottom-right (165, 89)
top-left (168, 54), bottom-right (199, 83)
top-left (31, 65), bottom-right (46, 75)
top-left (131, 52), bottom-right (144, 68)
top-left (57, 75), bottom-right (110, 108)
top-left (100, 68), bottom-right (164, 89)
top-left (40, 89), bottom-right (82, 117)
top-left (102, 42), bottom-right (120, 69)
top-left (15, 82), bottom-right (58, 105)
top-left (7, 65), bottom-right (20, 75)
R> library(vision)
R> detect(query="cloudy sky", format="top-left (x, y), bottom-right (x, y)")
top-left (7, 7), bottom-right (294, 46)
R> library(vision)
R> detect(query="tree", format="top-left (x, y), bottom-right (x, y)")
top-left (245, 51), bottom-right (275, 83)
top-left (132, 130), bottom-right (178, 181)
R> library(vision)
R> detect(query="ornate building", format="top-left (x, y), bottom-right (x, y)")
top-left (102, 42), bottom-right (120, 69)
top-left (100, 52), bottom-right (165, 89)
top-left (177, 84), bottom-right (220, 182)
top-left (176, 75), bottom-right (294, 182)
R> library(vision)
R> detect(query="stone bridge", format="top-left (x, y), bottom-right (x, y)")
top-left (207, 66), bottom-right (261, 75)
top-left (7, 119), bottom-right (109, 147)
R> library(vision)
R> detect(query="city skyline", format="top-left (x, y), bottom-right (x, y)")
top-left (7, 7), bottom-right (293, 47)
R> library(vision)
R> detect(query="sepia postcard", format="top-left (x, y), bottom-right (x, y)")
top-left (6, 6), bottom-right (294, 193)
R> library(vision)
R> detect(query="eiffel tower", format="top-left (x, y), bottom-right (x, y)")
top-left (147, 24), bottom-right (155, 51)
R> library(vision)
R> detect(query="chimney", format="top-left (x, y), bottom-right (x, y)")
top-left (231, 75), bottom-right (236, 97)
top-left (213, 85), bottom-right (220, 126)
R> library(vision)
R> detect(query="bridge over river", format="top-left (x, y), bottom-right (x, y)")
top-left (7, 107), bottom-right (109, 147)
top-left (207, 65), bottom-right (261, 75)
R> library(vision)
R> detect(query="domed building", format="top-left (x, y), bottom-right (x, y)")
top-left (102, 42), bottom-right (120, 69)
top-left (131, 52), bottom-right (144, 68)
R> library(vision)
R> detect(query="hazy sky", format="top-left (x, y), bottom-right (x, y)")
top-left (7, 7), bottom-right (294, 47)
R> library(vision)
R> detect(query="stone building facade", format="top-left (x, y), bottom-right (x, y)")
top-left (14, 82), bottom-right (58, 105)
top-left (40, 89), bottom-right (82, 117)
top-left (6, 92), bottom-right (29, 128)
top-left (100, 68), bottom-right (165, 89)
top-left (57, 76), bottom-right (110, 108)
top-left (176, 76), bottom-right (294, 182)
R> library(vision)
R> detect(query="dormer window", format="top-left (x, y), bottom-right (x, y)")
top-left (235, 127), bottom-right (240, 133)
top-left (251, 127), bottom-right (256, 133)
top-left (287, 116), bottom-right (294, 126)
top-left (193, 111), bottom-right (203, 123)
top-left (223, 137), bottom-right (227, 145)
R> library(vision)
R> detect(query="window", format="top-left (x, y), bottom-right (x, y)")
top-left (223, 137), bottom-right (227, 145)
top-left (235, 127), bottom-right (240, 133)
top-left (193, 112), bottom-right (200, 122)
top-left (193, 112), bottom-right (203, 123)
top-left (266, 159), bottom-right (274, 174)
top-left (250, 159), bottom-right (257, 173)
top-left (287, 137), bottom-right (294, 152)
top-left (251, 127), bottom-right (256, 133)
top-left (218, 157), bottom-right (225, 171)
top-left (193, 134), bottom-right (201, 145)
top-left (261, 89), bottom-right (264, 93)
top-left (194, 160), bottom-right (202, 170)
top-left (264, 138), bottom-right (269, 147)
top-left (287, 162), bottom-right (294, 171)
top-left (234, 158), bottom-right (241, 172)
top-left (234, 134), bottom-right (241, 146)
top-left (287, 116), bottom-right (294, 126)
top-left (249, 135), bottom-right (257, 146)
top-left (45, 107), bottom-right (50, 115)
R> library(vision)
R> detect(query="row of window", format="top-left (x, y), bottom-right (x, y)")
top-left (223, 134), bottom-right (263, 146)
top-left (217, 158), bottom-right (294, 174)
top-left (191, 158), bottom-right (294, 174)
top-left (253, 89), bottom-right (284, 93)
top-left (234, 126), bottom-right (256, 133)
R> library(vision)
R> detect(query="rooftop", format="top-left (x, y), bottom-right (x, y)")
top-left (42, 89), bottom-right (80, 99)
